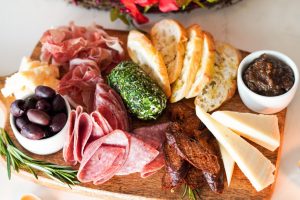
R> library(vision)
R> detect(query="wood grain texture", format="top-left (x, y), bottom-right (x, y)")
top-left (0, 30), bottom-right (286, 200)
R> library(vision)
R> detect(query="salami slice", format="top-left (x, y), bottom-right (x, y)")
top-left (90, 111), bottom-right (113, 139)
top-left (77, 130), bottom-right (129, 184)
top-left (133, 122), bottom-right (170, 149)
top-left (73, 112), bottom-right (93, 162)
top-left (141, 152), bottom-right (165, 178)
top-left (63, 106), bottom-right (82, 165)
top-left (116, 133), bottom-right (159, 176)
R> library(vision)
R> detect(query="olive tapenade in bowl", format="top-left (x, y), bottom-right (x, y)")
top-left (10, 86), bottom-right (71, 155)
top-left (238, 50), bottom-right (299, 114)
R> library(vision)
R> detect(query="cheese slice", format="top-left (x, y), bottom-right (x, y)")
top-left (219, 142), bottom-right (235, 186)
top-left (212, 111), bottom-right (280, 151)
top-left (195, 106), bottom-right (275, 191)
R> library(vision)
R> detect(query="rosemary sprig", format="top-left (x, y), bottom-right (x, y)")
top-left (181, 184), bottom-right (202, 200)
top-left (0, 128), bottom-right (79, 187)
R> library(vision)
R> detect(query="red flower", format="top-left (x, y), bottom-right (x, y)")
top-left (158, 0), bottom-right (179, 12)
top-left (121, 0), bottom-right (149, 24)
top-left (121, 0), bottom-right (179, 24)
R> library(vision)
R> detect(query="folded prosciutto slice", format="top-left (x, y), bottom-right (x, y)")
top-left (40, 22), bottom-right (124, 72)
top-left (58, 63), bottom-right (102, 112)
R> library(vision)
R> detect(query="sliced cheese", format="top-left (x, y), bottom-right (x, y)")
top-left (195, 106), bottom-right (275, 192)
top-left (219, 142), bottom-right (235, 186)
top-left (212, 111), bottom-right (280, 151)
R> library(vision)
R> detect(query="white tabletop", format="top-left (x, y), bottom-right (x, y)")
top-left (1, 0), bottom-right (299, 199)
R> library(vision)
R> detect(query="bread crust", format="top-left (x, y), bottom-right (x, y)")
top-left (170, 24), bottom-right (204, 103)
top-left (150, 19), bottom-right (187, 84)
top-left (127, 30), bottom-right (171, 97)
top-left (194, 41), bottom-right (241, 112)
top-left (186, 31), bottom-right (216, 98)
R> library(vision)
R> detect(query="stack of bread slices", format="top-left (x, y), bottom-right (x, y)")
top-left (127, 19), bottom-right (241, 112)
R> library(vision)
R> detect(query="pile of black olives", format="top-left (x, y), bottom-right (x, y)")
top-left (10, 86), bottom-right (68, 140)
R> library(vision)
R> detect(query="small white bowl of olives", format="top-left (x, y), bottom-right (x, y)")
top-left (10, 86), bottom-right (71, 155)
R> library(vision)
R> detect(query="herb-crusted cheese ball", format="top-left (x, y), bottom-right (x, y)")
top-left (108, 61), bottom-right (167, 120)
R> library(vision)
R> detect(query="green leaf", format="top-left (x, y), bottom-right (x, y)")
top-left (110, 8), bottom-right (120, 22)
top-left (143, 6), bottom-right (152, 13)
top-left (5, 147), bottom-right (11, 180)
top-left (118, 14), bottom-right (130, 25)
top-left (207, 0), bottom-right (219, 3)
top-left (192, 0), bottom-right (206, 8)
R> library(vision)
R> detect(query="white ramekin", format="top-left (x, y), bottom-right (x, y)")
top-left (10, 95), bottom-right (71, 155)
top-left (237, 50), bottom-right (299, 114)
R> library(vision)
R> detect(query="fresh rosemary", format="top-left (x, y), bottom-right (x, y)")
top-left (0, 128), bottom-right (79, 187)
top-left (182, 184), bottom-right (202, 200)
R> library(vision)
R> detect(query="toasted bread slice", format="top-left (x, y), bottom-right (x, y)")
top-left (150, 19), bottom-right (187, 83)
top-left (127, 30), bottom-right (171, 97)
top-left (194, 42), bottom-right (242, 112)
top-left (170, 24), bottom-right (204, 103)
top-left (186, 31), bottom-right (215, 98)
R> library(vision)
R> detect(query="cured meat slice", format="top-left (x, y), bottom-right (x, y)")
top-left (63, 106), bottom-right (82, 165)
top-left (90, 111), bottom-right (113, 139)
top-left (73, 112), bottom-right (93, 162)
top-left (132, 123), bottom-right (171, 177)
top-left (58, 64), bottom-right (101, 112)
top-left (116, 133), bottom-right (159, 175)
top-left (40, 22), bottom-right (124, 72)
top-left (133, 122), bottom-right (170, 149)
top-left (141, 152), bottom-right (165, 178)
top-left (77, 130), bottom-right (129, 184)
top-left (94, 82), bottom-right (129, 131)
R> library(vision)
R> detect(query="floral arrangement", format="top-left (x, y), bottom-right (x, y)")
top-left (70, 0), bottom-right (241, 25)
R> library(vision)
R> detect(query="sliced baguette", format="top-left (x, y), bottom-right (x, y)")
top-left (170, 24), bottom-right (204, 103)
top-left (150, 19), bottom-right (187, 83)
top-left (194, 42), bottom-right (242, 112)
top-left (127, 30), bottom-right (171, 97)
top-left (186, 31), bottom-right (215, 98)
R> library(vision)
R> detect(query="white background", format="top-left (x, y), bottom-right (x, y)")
top-left (0, 0), bottom-right (299, 199)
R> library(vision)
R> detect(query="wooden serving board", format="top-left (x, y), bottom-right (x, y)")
top-left (0, 29), bottom-right (286, 200)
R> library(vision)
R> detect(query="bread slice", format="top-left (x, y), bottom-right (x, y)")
top-left (170, 24), bottom-right (204, 103)
top-left (127, 30), bottom-right (171, 97)
top-left (150, 19), bottom-right (187, 83)
top-left (194, 42), bottom-right (242, 112)
top-left (186, 31), bottom-right (215, 98)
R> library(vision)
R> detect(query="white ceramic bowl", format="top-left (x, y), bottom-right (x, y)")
top-left (238, 50), bottom-right (299, 114)
top-left (10, 95), bottom-right (71, 155)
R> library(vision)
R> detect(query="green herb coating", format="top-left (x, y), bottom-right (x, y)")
top-left (108, 61), bottom-right (167, 120)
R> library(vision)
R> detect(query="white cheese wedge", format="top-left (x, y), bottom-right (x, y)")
top-left (212, 111), bottom-right (280, 151)
top-left (195, 106), bottom-right (275, 192)
top-left (219, 142), bottom-right (235, 186)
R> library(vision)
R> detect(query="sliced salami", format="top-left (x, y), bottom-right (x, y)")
top-left (90, 111), bottom-right (113, 139)
top-left (63, 106), bottom-right (82, 165)
top-left (77, 130), bottom-right (129, 184)
top-left (116, 133), bottom-right (159, 176)
top-left (73, 112), bottom-right (93, 162)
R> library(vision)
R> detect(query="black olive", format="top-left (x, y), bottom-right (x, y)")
top-left (10, 100), bottom-right (26, 117)
top-left (35, 86), bottom-right (56, 99)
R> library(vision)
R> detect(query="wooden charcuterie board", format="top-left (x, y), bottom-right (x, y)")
top-left (0, 29), bottom-right (286, 200)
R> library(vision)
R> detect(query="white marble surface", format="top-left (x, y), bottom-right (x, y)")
top-left (0, 0), bottom-right (299, 199)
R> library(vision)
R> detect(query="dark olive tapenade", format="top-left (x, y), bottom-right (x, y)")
top-left (243, 53), bottom-right (294, 96)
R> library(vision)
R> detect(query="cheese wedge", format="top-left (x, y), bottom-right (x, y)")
top-left (195, 106), bottom-right (275, 192)
top-left (219, 142), bottom-right (235, 186)
top-left (212, 111), bottom-right (280, 151)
